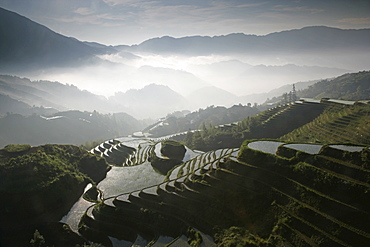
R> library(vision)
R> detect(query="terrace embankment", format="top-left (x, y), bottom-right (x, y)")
top-left (280, 100), bottom-right (370, 145)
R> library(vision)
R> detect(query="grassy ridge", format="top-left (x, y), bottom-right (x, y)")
top-left (280, 101), bottom-right (370, 144)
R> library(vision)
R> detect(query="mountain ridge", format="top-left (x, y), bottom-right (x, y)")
top-left (126, 26), bottom-right (370, 55)
top-left (0, 7), bottom-right (99, 73)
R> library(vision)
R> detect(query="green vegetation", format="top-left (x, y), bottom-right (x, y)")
top-left (183, 101), bottom-right (324, 151)
top-left (160, 140), bottom-right (186, 160)
top-left (147, 104), bottom-right (260, 137)
top-left (298, 70), bottom-right (370, 100)
top-left (183, 99), bottom-right (369, 152)
top-left (149, 140), bottom-right (185, 175)
top-left (79, 139), bottom-right (106, 151)
top-left (280, 101), bottom-right (370, 144)
top-left (30, 230), bottom-right (45, 247)
top-left (3, 143), bottom-right (31, 153)
top-left (214, 226), bottom-right (274, 247)
top-left (0, 144), bottom-right (110, 246)
top-left (186, 227), bottom-right (203, 247)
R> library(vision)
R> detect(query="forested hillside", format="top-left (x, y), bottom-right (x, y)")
top-left (298, 70), bottom-right (370, 100)
top-left (180, 99), bottom-right (370, 151)
top-left (147, 104), bottom-right (260, 137)
top-left (0, 144), bottom-right (110, 246)
top-left (0, 110), bottom-right (146, 148)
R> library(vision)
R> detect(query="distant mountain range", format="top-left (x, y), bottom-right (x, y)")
top-left (0, 75), bottom-right (190, 119)
top-left (0, 6), bottom-right (369, 119)
top-left (125, 26), bottom-right (370, 56)
top-left (109, 84), bottom-right (188, 119)
top-left (1, 6), bottom-right (369, 74)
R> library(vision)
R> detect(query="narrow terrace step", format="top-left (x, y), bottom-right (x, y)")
top-left (187, 174), bottom-right (256, 203)
top-left (310, 124), bottom-right (348, 143)
top-left (280, 223), bottom-right (319, 247)
top-left (165, 180), bottom-right (177, 192)
top-left (168, 165), bottom-right (183, 180)
top-left (92, 147), bottom-right (102, 156)
top-left (139, 186), bottom-right (161, 202)
top-left (273, 189), bottom-right (370, 246)
top-left (275, 203), bottom-right (355, 247)
top-left (229, 158), bottom-right (370, 230)
top-left (99, 199), bottom-right (184, 245)
top-left (86, 205), bottom-right (95, 219)
top-left (150, 236), bottom-right (179, 247)
top-left (213, 167), bottom-right (266, 195)
top-left (241, 147), bottom-right (370, 209)
top-left (131, 235), bottom-right (151, 247)
top-left (114, 194), bottom-right (140, 211)
top-left (79, 215), bottom-right (113, 247)
top-left (201, 160), bottom-right (219, 173)
top-left (140, 188), bottom-right (217, 231)
top-left (306, 162), bottom-right (370, 188)
top-left (312, 155), bottom-right (370, 184)
top-left (174, 175), bottom-right (187, 190)
top-left (104, 198), bottom-right (115, 207)
top-left (192, 168), bottom-right (203, 179)
top-left (177, 183), bottom-right (211, 203)
top-left (81, 211), bottom-right (138, 245)
top-left (97, 143), bottom-right (106, 153)
top-left (102, 142), bottom-right (112, 149)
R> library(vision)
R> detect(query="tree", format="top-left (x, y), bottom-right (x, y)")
top-left (292, 84), bottom-right (297, 101)
top-left (282, 93), bottom-right (288, 104)
top-left (30, 230), bottom-right (45, 247)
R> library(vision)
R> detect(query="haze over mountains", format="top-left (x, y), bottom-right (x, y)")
top-left (0, 6), bottom-right (369, 118)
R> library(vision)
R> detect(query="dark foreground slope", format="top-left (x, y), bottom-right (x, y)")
top-left (0, 144), bottom-right (110, 246)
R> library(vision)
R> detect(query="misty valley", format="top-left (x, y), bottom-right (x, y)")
top-left (0, 6), bottom-right (370, 247)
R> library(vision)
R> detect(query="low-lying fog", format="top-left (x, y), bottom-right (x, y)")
top-left (33, 50), bottom-right (354, 101)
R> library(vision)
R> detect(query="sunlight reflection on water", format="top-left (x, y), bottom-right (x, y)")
top-left (98, 162), bottom-right (165, 198)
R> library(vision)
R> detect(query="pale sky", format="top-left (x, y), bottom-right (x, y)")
top-left (0, 0), bottom-right (369, 45)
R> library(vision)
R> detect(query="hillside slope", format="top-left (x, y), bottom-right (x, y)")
top-left (298, 70), bottom-right (370, 100)
top-left (0, 110), bottom-right (145, 148)
top-left (280, 100), bottom-right (370, 144)
top-left (0, 7), bottom-right (101, 73)
top-left (181, 99), bottom-right (370, 152)
top-left (0, 144), bottom-right (110, 246)
top-left (76, 137), bottom-right (370, 246)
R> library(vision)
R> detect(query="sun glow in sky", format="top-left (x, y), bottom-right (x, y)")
top-left (0, 0), bottom-right (369, 45)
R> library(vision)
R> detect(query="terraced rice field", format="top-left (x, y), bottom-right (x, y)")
top-left (280, 101), bottom-right (370, 145)
top-left (77, 137), bottom-right (369, 246)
